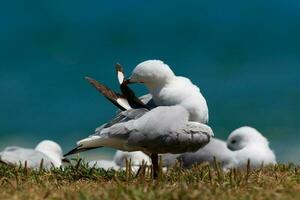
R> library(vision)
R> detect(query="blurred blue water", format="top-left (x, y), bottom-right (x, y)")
top-left (0, 1), bottom-right (299, 162)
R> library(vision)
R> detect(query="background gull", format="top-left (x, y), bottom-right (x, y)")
top-left (125, 60), bottom-right (209, 124)
top-left (179, 126), bottom-right (276, 170)
top-left (227, 126), bottom-right (277, 169)
top-left (0, 140), bottom-right (67, 169)
top-left (65, 64), bottom-right (213, 177)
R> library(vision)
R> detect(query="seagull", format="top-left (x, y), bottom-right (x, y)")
top-left (179, 126), bottom-right (276, 170)
top-left (124, 60), bottom-right (209, 124)
top-left (65, 64), bottom-right (213, 178)
top-left (0, 140), bottom-right (68, 169)
top-left (227, 126), bottom-right (277, 169)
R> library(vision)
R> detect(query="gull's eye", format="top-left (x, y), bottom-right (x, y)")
top-left (231, 140), bottom-right (237, 144)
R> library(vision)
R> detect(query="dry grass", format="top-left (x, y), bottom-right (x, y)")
top-left (0, 160), bottom-right (300, 200)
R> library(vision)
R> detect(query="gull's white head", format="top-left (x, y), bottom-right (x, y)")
top-left (129, 60), bottom-right (175, 89)
top-left (227, 126), bottom-right (269, 151)
top-left (35, 140), bottom-right (64, 167)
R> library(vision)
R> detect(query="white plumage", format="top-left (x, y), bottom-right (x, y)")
top-left (227, 126), bottom-right (277, 169)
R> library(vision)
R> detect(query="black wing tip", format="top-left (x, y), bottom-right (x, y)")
top-left (64, 146), bottom-right (82, 157)
top-left (64, 146), bottom-right (101, 157)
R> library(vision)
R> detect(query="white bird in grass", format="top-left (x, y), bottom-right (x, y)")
top-left (125, 60), bottom-right (209, 124)
top-left (65, 64), bottom-right (213, 178)
top-left (227, 126), bottom-right (277, 169)
top-left (180, 126), bottom-right (276, 170)
top-left (0, 140), bottom-right (67, 169)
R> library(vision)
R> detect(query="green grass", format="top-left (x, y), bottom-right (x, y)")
top-left (0, 160), bottom-right (300, 200)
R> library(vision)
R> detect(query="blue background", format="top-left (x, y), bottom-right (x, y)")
top-left (0, 1), bottom-right (299, 161)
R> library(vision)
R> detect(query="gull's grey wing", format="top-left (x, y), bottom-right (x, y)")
top-left (179, 138), bottom-right (235, 169)
top-left (90, 105), bottom-right (213, 154)
top-left (128, 121), bottom-right (213, 154)
top-left (70, 105), bottom-right (213, 156)
top-left (0, 147), bottom-right (54, 169)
